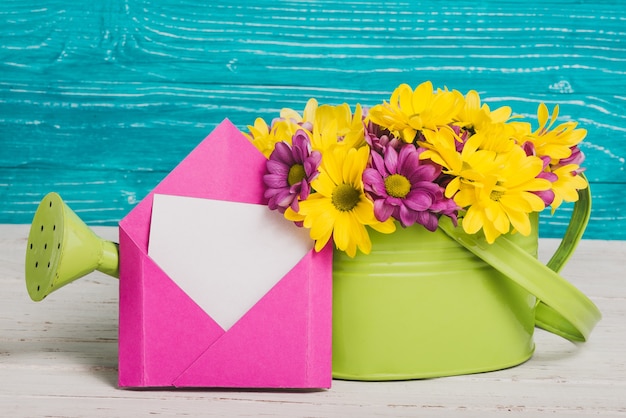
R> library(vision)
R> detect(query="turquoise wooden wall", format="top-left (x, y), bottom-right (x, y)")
top-left (1, 1), bottom-right (625, 239)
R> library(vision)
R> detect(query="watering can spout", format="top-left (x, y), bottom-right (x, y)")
top-left (25, 192), bottom-right (119, 302)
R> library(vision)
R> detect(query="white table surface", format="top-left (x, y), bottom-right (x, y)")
top-left (1, 224), bottom-right (625, 417)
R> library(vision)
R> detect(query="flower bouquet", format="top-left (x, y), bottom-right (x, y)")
top-left (244, 81), bottom-right (599, 380)
top-left (245, 81), bottom-right (588, 257)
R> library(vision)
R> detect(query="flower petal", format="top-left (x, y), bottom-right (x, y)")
top-left (384, 146), bottom-right (399, 174)
top-left (266, 159), bottom-right (290, 175)
top-left (404, 190), bottom-right (434, 211)
top-left (264, 173), bottom-right (288, 188)
top-left (373, 198), bottom-right (394, 222)
top-left (399, 204), bottom-right (419, 227)
top-left (272, 141), bottom-right (296, 165)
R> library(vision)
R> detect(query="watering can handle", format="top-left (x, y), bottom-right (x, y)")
top-left (439, 174), bottom-right (601, 342)
top-left (535, 175), bottom-right (595, 340)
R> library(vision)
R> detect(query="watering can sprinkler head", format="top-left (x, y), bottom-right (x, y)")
top-left (24, 192), bottom-right (119, 301)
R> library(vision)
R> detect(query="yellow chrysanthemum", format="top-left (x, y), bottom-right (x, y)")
top-left (367, 81), bottom-right (463, 143)
top-left (466, 122), bottom-right (518, 154)
top-left (244, 99), bottom-right (318, 157)
top-left (243, 117), bottom-right (273, 157)
top-left (311, 115), bottom-right (339, 153)
top-left (549, 164), bottom-right (588, 211)
top-left (280, 98), bottom-right (318, 125)
top-left (509, 102), bottom-right (588, 211)
top-left (455, 148), bottom-right (551, 243)
top-left (519, 103), bottom-right (587, 164)
top-left (418, 127), bottom-right (500, 198)
top-left (311, 103), bottom-right (365, 152)
top-left (454, 89), bottom-right (512, 133)
top-left (244, 118), bottom-right (302, 157)
top-left (284, 145), bottom-right (395, 257)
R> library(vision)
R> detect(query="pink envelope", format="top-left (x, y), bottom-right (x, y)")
top-left (118, 119), bottom-right (333, 388)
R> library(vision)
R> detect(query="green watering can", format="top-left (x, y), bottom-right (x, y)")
top-left (332, 176), bottom-right (601, 380)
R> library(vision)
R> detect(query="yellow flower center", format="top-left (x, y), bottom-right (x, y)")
top-left (287, 164), bottom-right (306, 186)
top-left (384, 174), bottom-right (411, 198)
top-left (490, 190), bottom-right (505, 201)
top-left (332, 183), bottom-right (361, 212)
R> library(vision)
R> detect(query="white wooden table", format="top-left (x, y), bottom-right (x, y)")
top-left (1, 224), bottom-right (625, 417)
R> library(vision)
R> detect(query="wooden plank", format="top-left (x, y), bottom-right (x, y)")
top-left (1, 0), bottom-right (625, 237)
top-left (1, 225), bottom-right (625, 417)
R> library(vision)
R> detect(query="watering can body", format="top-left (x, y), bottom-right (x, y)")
top-left (332, 224), bottom-right (537, 380)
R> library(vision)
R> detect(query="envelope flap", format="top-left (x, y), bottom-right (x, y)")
top-left (119, 119), bottom-right (267, 250)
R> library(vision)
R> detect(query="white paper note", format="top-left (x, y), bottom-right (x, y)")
top-left (148, 194), bottom-right (313, 331)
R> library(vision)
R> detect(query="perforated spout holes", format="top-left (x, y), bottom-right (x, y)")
top-left (25, 194), bottom-right (64, 301)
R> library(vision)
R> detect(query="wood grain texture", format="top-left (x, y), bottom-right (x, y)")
top-left (2, 225), bottom-right (625, 417)
top-left (1, 0), bottom-right (625, 239)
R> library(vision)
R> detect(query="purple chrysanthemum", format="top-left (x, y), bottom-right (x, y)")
top-left (363, 112), bottom-right (403, 154)
top-left (449, 124), bottom-right (471, 152)
top-left (558, 146), bottom-right (586, 174)
top-left (263, 130), bottom-right (321, 213)
top-left (363, 143), bottom-right (458, 230)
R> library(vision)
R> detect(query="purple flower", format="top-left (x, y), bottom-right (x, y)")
top-left (449, 125), bottom-right (471, 152)
top-left (429, 196), bottom-right (459, 228)
top-left (363, 143), bottom-right (458, 230)
top-left (364, 116), bottom-right (403, 154)
top-left (534, 170), bottom-right (557, 206)
top-left (264, 130), bottom-right (321, 213)
top-left (557, 146), bottom-right (586, 174)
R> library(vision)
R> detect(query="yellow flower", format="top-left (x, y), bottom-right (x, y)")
top-left (311, 103), bottom-right (365, 152)
top-left (244, 99), bottom-right (318, 157)
top-left (311, 115), bottom-right (340, 153)
top-left (550, 164), bottom-right (588, 210)
top-left (467, 122), bottom-right (518, 154)
top-left (519, 103), bottom-right (587, 164)
top-left (509, 102), bottom-right (588, 211)
top-left (455, 147), bottom-right (551, 243)
top-left (418, 127), bottom-right (500, 198)
top-left (367, 81), bottom-right (462, 142)
top-left (243, 117), bottom-right (273, 157)
top-left (285, 145), bottom-right (395, 257)
top-left (454, 89), bottom-right (512, 132)
top-left (281, 98), bottom-right (318, 125)
top-left (244, 118), bottom-right (301, 158)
